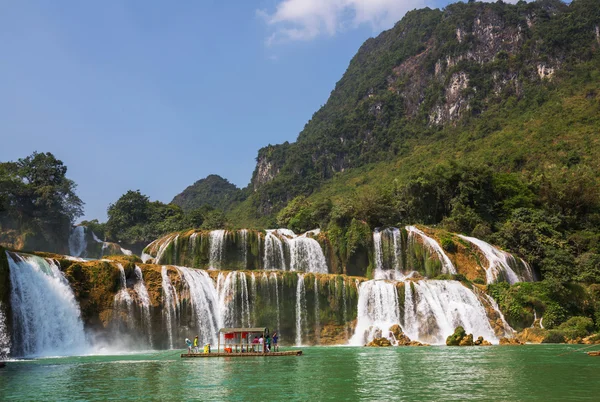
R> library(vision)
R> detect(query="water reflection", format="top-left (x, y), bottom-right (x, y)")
top-left (1, 346), bottom-right (599, 401)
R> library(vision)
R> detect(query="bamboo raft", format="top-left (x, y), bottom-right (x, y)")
top-left (586, 351), bottom-right (600, 356)
top-left (181, 327), bottom-right (302, 359)
top-left (181, 350), bottom-right (302, 358)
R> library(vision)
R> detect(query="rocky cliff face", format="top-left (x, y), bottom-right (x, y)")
top-left (247, 0), bottom-right (600, 214)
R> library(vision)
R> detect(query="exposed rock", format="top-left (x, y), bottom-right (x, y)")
top-left (389, 324), bottom-right (403, 339)
top-left (459, 334), bottom-right (474, 346)
top-left (516, 328), bottom-right (546, 344)
top-left (396, 334), bottom-right (413, 346)
top-left (474, 336), bottom-right (492, 346)
top-left (583, 334), bottom-right (600, 345)
top-left (367, 337), bottom-right (392, 347)
top-left (499, 337), bottom-right (524, 345)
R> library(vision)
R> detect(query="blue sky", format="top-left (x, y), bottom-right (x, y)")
top-left (0, 0), bottom-right (510, 222)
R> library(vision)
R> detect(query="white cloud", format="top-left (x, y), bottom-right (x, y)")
top-left (259, 0), bottom-right (428, 45)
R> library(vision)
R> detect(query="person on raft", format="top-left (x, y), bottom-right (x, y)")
top-left (193, 336), bottom-right (199, 353)
top-left (273, 332), bottom-right (279, 352)
top-left (185, 338), bottom-right (193, 354)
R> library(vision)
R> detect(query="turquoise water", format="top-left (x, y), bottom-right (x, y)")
top-left (1, 345), bottom-right (599, 401)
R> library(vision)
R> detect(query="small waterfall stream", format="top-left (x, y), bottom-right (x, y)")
top-left (68, 226), bottom-right (87, 257)
top-left (209, 230), bottom-right (226, 269)
top-left (0, 302), bottom-right (10, 359)
top-left (295, 274), bottom-right (307, 346)
top-left (134, 266), bottom-right (152, 347)
top-left (161, 266), bottom-right (180, 349)
top-left (406, 226), bottom-right (456, 274)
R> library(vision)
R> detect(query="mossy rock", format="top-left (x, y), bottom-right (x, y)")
top-left (367, 337), bottom-right (392, 347)
top-left (446, 326), bottom-right (467, 346)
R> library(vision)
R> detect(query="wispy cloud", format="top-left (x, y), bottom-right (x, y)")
top-left (259, 0), bottom-right (428, 45)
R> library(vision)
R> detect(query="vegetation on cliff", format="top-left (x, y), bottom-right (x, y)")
top-left (171, 174), bottom-right (244, 213)
top-left (0, 152), bottom-right (83, 254)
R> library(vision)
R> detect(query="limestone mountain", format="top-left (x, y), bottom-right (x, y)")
top-left (241, 0), bottom-right (600, 217)
top-left (171, 174), bottom-right (242, 213)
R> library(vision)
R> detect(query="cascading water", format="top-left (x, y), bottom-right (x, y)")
top-left (240, 229), bottom-right (248, 269)
top-left (373, 228), bottom-right (403, 280)
top-left (405, 280), bottom-right (498, 344)
top-left (178, 267), bottom-right (221, 345)
top-left (134, 266), bottom-right (152, 346)
top-left (270, 273), bottom-right (281, 332)
top-left (314, 276), bottom-right (320, 343)
top-left (350, 280), bottom-right (400, 346)
top-left (161, 266), bottom-right (180, 349)
top-left (209, 230), bottom-right (226, 269)
top-left (0, 302), bottom-right (10, 359)
top-left (154, 235), bottom-right (176, 264)
top-left (352, 278), bottom-right (501, 346)
top-left (406, 226), bottom-right (456, 274)
top-left (458, 235), bottom-right (533, 284)
top-left (7, 252), bottom-right (88, 357)
top-left (288, 234), bottom-right (328, 274)
top-left (264, 230), bottom-right (286, 270)
top-left (68, 226), bottom-right (87, 257)
top-left (295, 274), bottom-right (307, 346)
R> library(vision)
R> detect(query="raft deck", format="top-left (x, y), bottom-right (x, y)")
top-left (586, 351), bottom-right (600, 356)
top-left (181, 350), bottom-right (302, 358)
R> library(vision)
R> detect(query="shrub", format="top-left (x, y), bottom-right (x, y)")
top-left (558, 316), bottom-right (595, 340)
top-left (542, 330), bottom-right (566, 344)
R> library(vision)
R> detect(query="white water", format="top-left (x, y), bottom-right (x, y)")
top-left (269, 273), bottom-right (281, 332)
top-left (134, 266), bottom-right (152, 346)
top-left (458, 235), bottom-right (524, 284)
top-left (68, 226), bottom-right (87, 257)
top-left (373, 228), bottom-right (403, 280)
top-left (177, 267), bottom-right (222, 345)
top-left (161, 266), bottom-right (180, 349)
top-left (240, 229), bottom-right (248, 269)
top-left (209, 230), bottom-right (226, 270)
top-left (405, 280), bottom-right (497, 344)
top-left (154, 235), bottom-right (176, 264)
top-left (406, 226), bottom-right (456, 275)
top-left (314, 276), bottom-right (320, 343)
top-left (350, 280), bottom-right (400, 346)
top-left (352, 278), bottom-right (499, 346)
top-left (264, 230), bottom-right (286, 270)
top-left (295, 274), bottom-right (307, 346)
top-left (0, 301), bottom-right (10, 358)
top-left (7, 252), bottom-right (88, 357)
top-left (288, 233), bottom-right (328, 273)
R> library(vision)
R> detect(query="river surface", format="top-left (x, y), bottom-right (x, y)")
top-left (1, 345), bottom-right (599, 401)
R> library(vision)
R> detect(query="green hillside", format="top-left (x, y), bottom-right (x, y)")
top-left (225, 0), bottom-right (600, 283)
top-left (171, 174), bottom-right (242, 213)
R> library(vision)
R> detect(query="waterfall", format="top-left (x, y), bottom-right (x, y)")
top-left (295, 274), bottom-right (307, 346)
top-left (351, 278), bottom-right (500, 345)
top-left (209, 230), bottom-right (226, 269)
top-left (350, 280), bottom-right (400, 346)
top-left (155, 235), bottom-right (176, 264)
top-left (68, 226), bottom-right (87, 257)
top-left (288, 234), bottom-right (328, 273)
top-left (264, 230), bottom-right (286, 270)
top-left (458, 235), bottom-right (527, 284)
top-left (406, 226), bottom-right (456, 275)
top-left (113, 264), bottom-right (134, 330)
top-left (402, 283), bottom-right (416, 341)
top-left (0, 302), bottom-right (10, 359)
top-left (314, 276), bottom-right (320, 342)
top-left (239, 272), bottom-right (251, 327)
top-left (134, 266), bottom-right (152, 346)
top-left (161, 266), bottom-right (179, 349)
top-left (217, 272), bottom-right (237, 327)
top-left (270, 273), bottom-right (281, 332)
top-left (7, 252), bottom-right (88, 357)
top-left (373, 228), bottom-right (403, 280)
top-left (408, 280), bottom-right (497, 344)
top-left (178, 267), bottom-right (221, 345)
top-left (342, 279), bottom-right (349, 340)
top-left (240, 229), bottom-right (248, 269)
